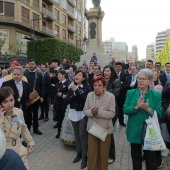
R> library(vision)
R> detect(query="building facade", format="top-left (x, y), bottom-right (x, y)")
top-left (103, 38), bottom-right (115, 56)
top-left (112, 42), bottom-right (128, 62)
top-left (146, 43), bottom-right (155, 61)
top-left (155, 29), bottom-right (170, 56)
top-left (128, 45), bottom-right (138, 62)
top-left (0, 0), bottom-right (87, 55)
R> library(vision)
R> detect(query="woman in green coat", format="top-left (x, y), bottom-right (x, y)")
top-left (123, 68), bottom-right (162, 170)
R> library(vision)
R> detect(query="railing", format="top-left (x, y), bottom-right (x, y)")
top-left (68, 24), bottom-right (75, 32)
top-left (21, 0), bottom-right (30, 5)
top-left (42, 26), bottom-right (54, 36)
top-left (67, 10), bottom-right (74, 19)
top-left (68, 38), bottom-right (76, 45)
top-left (42, 7), bottom-right (54, 19)
top-left (0, 16), bottom-right (15, 22)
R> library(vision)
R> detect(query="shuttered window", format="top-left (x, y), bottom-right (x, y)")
top-left (33, 13), bottom-right (39, 26)
top-left (22, 7), bottom-right (29, 22)
top-left (0, 2), bottom-right (14, 16)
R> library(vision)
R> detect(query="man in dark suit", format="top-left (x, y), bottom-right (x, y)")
top-left (39, 64), bottom-right (50, 122)
top-left (2, 66), bottom-right (30, 120)
top-left (115, 62), bottom-right (127, 126)
top-left (155, 62), bottom-right (165, 75)
top-left (24, 59), bottom-right (44, 135)
top-left (160, 62), bottom-right (170, 87)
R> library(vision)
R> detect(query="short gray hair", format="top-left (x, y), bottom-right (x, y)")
top-left (1, 69), bottom-right (8, 73)
top-left (0, 129), bottom-right (6, 159)
top-left (12, 66), bottom-right (23, 73)
top-left (136, 68), bottom-right (153, 80)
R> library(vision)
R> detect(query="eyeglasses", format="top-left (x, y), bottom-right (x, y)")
top-left (137, 77), bottom-right (148, 81)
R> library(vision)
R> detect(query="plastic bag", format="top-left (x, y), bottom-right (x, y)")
top-left (143, 111), bottom-right (166, 151)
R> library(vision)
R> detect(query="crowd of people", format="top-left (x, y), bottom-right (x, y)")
top-left (0, 55), bottom-right (170, 170)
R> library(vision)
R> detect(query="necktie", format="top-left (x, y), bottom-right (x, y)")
top-left (132, 75), bottom-right (135, 82)
top-left (167, 75), bottom-right (170, 82)
top-left (16, 82), bottom-right (22, 101)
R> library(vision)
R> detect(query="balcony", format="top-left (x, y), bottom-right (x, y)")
top-left (42, 0), bottom-right (54, 5)
top-left (68, 24), bottom-right (75, 32)
top-left (42, 26), bottom-right (54, 36)
top-left (67, 10), bottom-right (75, 20)
top-left (21, 0), bottom-right (30, 5)
top-left (42, 7), bottom-right (54, 20)
top-left (0, 16), bottom-right (15, 22)
top-left (68, 38), bottom-right (76, 45)
top-left (67, 0), bottom-right (75, 7)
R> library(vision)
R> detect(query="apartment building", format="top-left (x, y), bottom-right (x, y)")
top-left (155, 29), bottom-right (170, 56)
top-left (103, 38), bottom-right (115, 56)
top-left (0, 0), bottom-right (87, 55)
top-left (146, 43), bottom-right (155, 61)
top-left (128, 45), bottom-right (138, 62)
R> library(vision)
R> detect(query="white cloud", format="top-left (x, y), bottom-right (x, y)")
top-left (87, 0), bottom-right (170, 60)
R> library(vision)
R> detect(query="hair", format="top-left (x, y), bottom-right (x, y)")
top-left (74, 70), bottom-right (88, 86)
top-left (58, 69), bottom-right (67, 78)
top-left (115, 62), bottom-right (122, 66)
top-left (152, 68), bottom-right (161, 84)
top-left (165, 62), bottom-right (170, 66)
top-left (136, 68), bottom-right (153, 81)
top-left (93, 64), bottom-right (101, 70)
top-left (155, 62), bottom-right (161, 66)
top-left (12, 66), bottom-right (23, 73)
top-left (29, 59), bottom-right (37, 64)
top-left (147, 59), bottom-right (153, 64)
top-left (41, 64), bottom-right (47, 68)
top-left (93, 75), bottom-right (106, 87)
top-left (102, 65), bottom-right (118, 84)
top-left (50, 58), bottom-right (60, 66)
top-left (0, 87), bottom-right (15, 105)
top-left (0, 129), bottom-right (6, 159)
top-left (1, 69), bottom-right (8, 73)
top-left (90, 60), bottom-right (95, 64)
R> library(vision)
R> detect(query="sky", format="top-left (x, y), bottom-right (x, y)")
top-left (86, 0), bottom-right (170, 60)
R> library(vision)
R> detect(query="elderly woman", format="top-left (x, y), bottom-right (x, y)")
top-left (0, 87), bottom-right (35, 170)
top-left (84, 76), bottom-right (115, 170)
top-left (123, 69), bottom-right (162, 170)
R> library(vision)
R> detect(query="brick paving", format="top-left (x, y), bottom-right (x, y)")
top-left (28, 109), bottom-right (170, 170)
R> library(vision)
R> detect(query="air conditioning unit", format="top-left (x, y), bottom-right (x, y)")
top-left (0, 12), bottom-right (4, 16)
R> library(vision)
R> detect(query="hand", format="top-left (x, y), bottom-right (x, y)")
top-left (137, 96), bottom-right (144, 108)
top-left (62, 95), bottom-right (66, 99)
top-left (58, 92), bottom-right (62, 97)
top-left (91, 107), bottom-right (98, 116)
top-left (71, 85), bottom-right (78, 92)
top-left (40, 98), bottom-right (43, 103)
top-left (27, 145), bottom-right (34, 154)
top-left (140, 103), bottom-right (150, 112)
top-left (0, 107), bottom-right (6, 120)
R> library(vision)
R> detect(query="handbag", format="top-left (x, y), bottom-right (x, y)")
top-left (143, 111), bottom-right (166, 151)
top-left (88, 118), bottom-right (110, 142)
top-left (27, 72), bottom-right (40, 106)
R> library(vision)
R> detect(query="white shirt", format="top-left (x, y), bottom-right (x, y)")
top-left (15, 80), bottom-right (23, 98)
top-left (0, 77), bottom-right (5, 87)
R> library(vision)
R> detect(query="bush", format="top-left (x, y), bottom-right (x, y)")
top-left (27, 38), bottom-right (83, 64)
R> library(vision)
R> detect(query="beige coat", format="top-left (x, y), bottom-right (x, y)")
top-left (84, 91), bottom-right (115, 134)
top-left (0, 107), bottom-right (35, 170)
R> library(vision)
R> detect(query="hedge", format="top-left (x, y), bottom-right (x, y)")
top-left (27, 38), bottom-right (83, 64)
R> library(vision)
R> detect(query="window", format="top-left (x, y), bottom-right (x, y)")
top-left (74, 0), bottom-right (77, 6)
top-left (77, 2), bottom-right (81, 9)
top-left (62, 29), bottom-right (66, 39)
top-left (22, 7), bottom-right (29, 22)
top-left (75, 23), bottom-right (77, 32)
top-left (54, 9), bottom-right (59, 19)
top-left (62, 14), bottom-right (66, 24)
top-left (78, 26), bottom-right (81, 34)
top-left (55, 0), bottom-right (60, 4)
top-left (55, 25), bottom-right (59, 34)
top-left (74, 10), bottom-right (77, 19)
top-left (33, 0), bottom-right (39, 7)
top-left (62, 0), bottom-right (66, 9)
top-left (78, 12), bottom-right (81, 22)
top-left (0, 29), bottom-right (9, 42)
top-left (33, 13), bottom-right (39, 26)
top-left (0, 2), bottom-right (14, 16)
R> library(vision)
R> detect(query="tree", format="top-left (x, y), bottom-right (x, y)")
top-left (0, 37), bottom-right (6, 54)
top-left (8, 41), bottom-right (24, 55)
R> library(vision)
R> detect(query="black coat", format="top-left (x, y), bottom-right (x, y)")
top-left (24, 71), bottom-right (44, 98)
top-left (160, 73), bottom-right (168, 88)
top-left (55, 80), bottom-right (70, 110)
top-left (2, 79), bottom-right (30, 114)
top-left (0, 149), bottom-right (27, 170)
top-left (65, 85), bottom-right (91, 111)
top-left (122, 75), bottom-right (138, 91)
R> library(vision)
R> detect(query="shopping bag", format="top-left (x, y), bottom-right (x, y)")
top-left (143, 111), bottom-right (166, 151)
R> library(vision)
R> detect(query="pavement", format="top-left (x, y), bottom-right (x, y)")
top-left (28, 109), bottom-right (170, 170)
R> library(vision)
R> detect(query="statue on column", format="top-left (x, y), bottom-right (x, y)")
top-left (92, 0), bottom-right (101, 8)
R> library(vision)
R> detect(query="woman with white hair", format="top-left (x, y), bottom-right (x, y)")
top-left (123, 68), bottom-right (162, 170)
top-left (0, 129), bottom-right (26, 170)
top-left (0, 86), bottom-right (35, 169)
